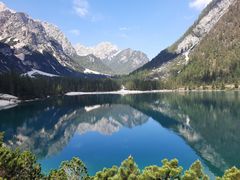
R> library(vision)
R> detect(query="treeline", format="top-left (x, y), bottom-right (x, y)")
top-left (0, 132), bottom-right (239, 180)
top-left (123, 78), bottom-right (164, 90)
top-left (0, 73), bottom-right (121, 99)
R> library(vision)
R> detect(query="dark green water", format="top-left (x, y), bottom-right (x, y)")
top-left (0, 92), bottom-right (240, 177)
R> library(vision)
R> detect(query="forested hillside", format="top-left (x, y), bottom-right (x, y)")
top-left (176, 0), bottom-right (240, 85)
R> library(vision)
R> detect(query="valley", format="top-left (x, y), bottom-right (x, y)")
top-left (0, 0), bottom-right (240, 179)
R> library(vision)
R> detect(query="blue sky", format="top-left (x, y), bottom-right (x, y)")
top-left (2, 0), bottom-right (211, 58)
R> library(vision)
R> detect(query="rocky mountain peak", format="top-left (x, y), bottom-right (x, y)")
top-left (74, 42), bottom-right (149, 74)
top-left (0, 2), bottom-right (86, 76)
top-left (75, 42), bottom-right (119, 60)
top-left (42, 21), bottom-right (77, 56)
top-left (0, 1), bottom-right (15, 13)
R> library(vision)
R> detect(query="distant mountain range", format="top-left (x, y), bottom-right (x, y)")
top-left (75, 42), bottom-right (149, 75)
top-left (0, 2), bottom-right (149, 77)
top-left (135, 0), bottom-right (239, 84)
top-left (1, 0), bottom-right (238, 83)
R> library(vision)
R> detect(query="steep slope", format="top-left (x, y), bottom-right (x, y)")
top-left (0, 42), bottom-right (29, 73)
top-left (42, 22), bottom-right (77, 57)
top-left (42, 22), bottom-right (114, 75)
top-left (72, 54), bottom-right (114, 75)
top-left (75, 42), bottom-right (149, 75)
top-left (177, 0), bottom-right (240, 84)
top-left (106, 48), bottom-right (149, 75)
top-left (136, 0), bottom-right (236, 82)
top-left (0, 2), bottom-right (86, 76)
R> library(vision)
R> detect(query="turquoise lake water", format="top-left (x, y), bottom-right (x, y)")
top-left (0, 92), bottom-right (240, 177)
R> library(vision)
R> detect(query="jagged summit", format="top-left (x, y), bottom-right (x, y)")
top-left (75, 42), bottom-right (149, 75)
top-left (42, 21), bottom-right (77, 57)
top-left (0, 2), bottom-right (86, 76)
top-left (75, 42), bottom-right (119, 60)
top-left (0, 1), bottom-right (15, 13)
top-left (0, 1), bottom-right (149, 76)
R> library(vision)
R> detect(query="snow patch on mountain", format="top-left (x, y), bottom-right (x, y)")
top-left (84, 68), bottom-right (110, 76)
top-left (23, 69), bottom-right (59, 78)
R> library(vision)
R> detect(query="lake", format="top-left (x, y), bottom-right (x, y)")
top-left (0, 92), bottom-right (240, 177)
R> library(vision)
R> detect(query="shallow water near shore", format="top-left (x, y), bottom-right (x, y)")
top-left (1, 91), bottom-right (240, 177)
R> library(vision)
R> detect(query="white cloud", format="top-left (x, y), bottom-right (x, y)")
top-left (69, 29), bottom-right (80, 36)
top-left (189, 0), bottom-right (212, 10)
top-left (73, 0), bottom-right (89, 17)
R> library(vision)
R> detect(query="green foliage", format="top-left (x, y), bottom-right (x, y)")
top-left (0, 133), bottom-right (240, 179)
top-left (216, 167), bottom-right (240, 180)
top-left (92, 166), bottom-right (118, 180)
top-left (0, 133), bottom-right (88, 180)
top-left (0, 73), bottom-right (121, 99)
top-left (48, 169), bottom-right (68, 180)
top-left (121, 72), bottom-right (166, 91)
top-left (174, 0), bottom-right (240, 86)
top-left (182, 160), bottom-right (209, 180)
top-left (118, 156), bottom-right (140, 179)
top-left (48, 157), bottom-right (88, 180)
top-left (0, 140), bottom-right (42, 179)
top-left (139, 158), bottom-right (183, 179)
top-left (72, 55), bottom-right (114, 75)
top-left (91, 156), bottom-right (140, 180)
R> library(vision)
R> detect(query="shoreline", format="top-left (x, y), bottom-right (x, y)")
top-left (65, 89), bottom-right (173, 96)
top-left (65, 89), bottom-right (238, 96)
top-left (0, 94), bottom-right (21, 110)
top-left (1, 89), bottom-right (239, 110)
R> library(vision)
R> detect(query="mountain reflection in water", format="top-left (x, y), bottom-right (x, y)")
top-left (0, 92), bottom-right (239, 176)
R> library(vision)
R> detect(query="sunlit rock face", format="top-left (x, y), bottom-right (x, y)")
top-left (176, 0), bottom-right (236, 53)
top-left (0, 2), bottom-right (85, 75)
top-left (138, 0), bottom-right (237, 80)
top-left (75, 42), bottom-right (149, 75)
top-left (75, 42), bottom-right (119, 60)
top-left (42, 22), bottom-right (77, 57)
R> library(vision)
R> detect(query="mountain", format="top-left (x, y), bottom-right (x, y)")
top-left (0, 42), bottom-right (29, 73)
top-left (136, 0), bottom-right (238, 84)
top-left (0, 2), bottom-right (107, 77)
top-left (105, 48), bottom-right (149, 75)
top-left (75, 42), bottom-right (119, 60)
top-left (72, 54), bottom-right (114, 75)
top-left (0, 2), bottom-right (149, 76)
top-left (75, 42), bottom-right (149, 75)
top-left (42, 22), bottom-right (77, 57)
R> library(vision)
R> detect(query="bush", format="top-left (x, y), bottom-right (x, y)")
top-left (0, 132), bottom-right (240, 179)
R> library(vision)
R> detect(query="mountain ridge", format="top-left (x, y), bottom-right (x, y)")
top-left (75, 42), bottom-right (149, 75)
top-left (135, 0), bottom-right (237, 83)
top-left (0, 2), bottom-right (149, 76)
